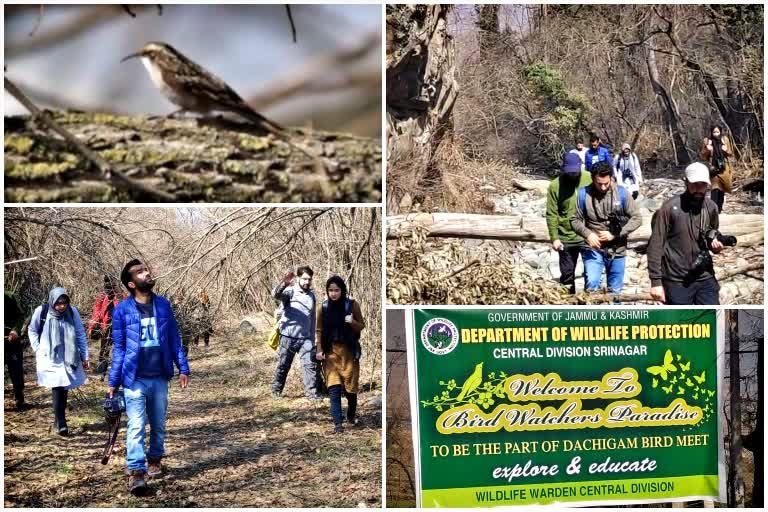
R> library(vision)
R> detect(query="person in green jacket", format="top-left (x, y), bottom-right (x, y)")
top-left (546, 152), bottom-right (592, 293)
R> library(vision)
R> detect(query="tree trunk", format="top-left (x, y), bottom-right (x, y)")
top-left (476, 5), bottom-right (499, 60)
top-left (386, 4), bottom-right (458, 213)
top-left (387, 212), bottom-right (764, 245)
top-left (644, 44), bottom-right (691, 165)
top-left (4, 111), bottom-right (381, 203)
top-left (728, 310), bottom-right (743, 506)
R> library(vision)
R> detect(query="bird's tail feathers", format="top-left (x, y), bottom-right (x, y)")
top-left (238, 105), bottom-right (284, 134)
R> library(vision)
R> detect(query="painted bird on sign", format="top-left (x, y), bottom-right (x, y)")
top-left (457, 362), bottom-right (483, 401)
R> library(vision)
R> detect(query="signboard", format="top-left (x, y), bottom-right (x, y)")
top-left (406, 309), bottom-right (725, 507)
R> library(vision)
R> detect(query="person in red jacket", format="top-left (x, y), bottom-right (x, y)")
top-left (87, 276), bottom-right (120, 380)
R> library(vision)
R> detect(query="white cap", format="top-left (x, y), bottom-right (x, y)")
top-left (684, 162), bottom-right (710, 184)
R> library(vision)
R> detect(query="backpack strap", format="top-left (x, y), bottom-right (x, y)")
top-left (577, 186), bottom-right (587, 217)
top-left (37, 303), bottom-right (49, 333)
top-left (344, 298), bottom-right (353, 316)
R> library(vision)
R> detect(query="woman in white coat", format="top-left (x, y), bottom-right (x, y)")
top-left (28, 287), bottom-right (89, 436)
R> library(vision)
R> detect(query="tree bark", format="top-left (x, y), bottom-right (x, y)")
top-left (645, 44), bottom-right (691, 165)
top-left (387, 212), bottom-right (764, 245)
top-left (4, 111), bottom-right (381, 203)
top-left (386, 4), bottom-right (458, 213)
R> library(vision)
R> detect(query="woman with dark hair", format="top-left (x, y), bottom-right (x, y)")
top-left (315, 276), bottom-right (365, 433)
top-left (700, 125), bottom-right (733, 213)
top-left (28, 287), bottom-right (89, 436)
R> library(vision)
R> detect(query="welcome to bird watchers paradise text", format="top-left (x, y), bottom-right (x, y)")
top-left (407, 309), bottom-right (725, 508)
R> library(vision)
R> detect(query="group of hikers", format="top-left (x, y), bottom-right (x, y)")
top-left (4, 260), bottom-right (366, 496)
top-left (547, 126), bottom-right (735, 305)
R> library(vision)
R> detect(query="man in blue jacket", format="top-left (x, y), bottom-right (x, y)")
top-left (109, 259), bottom-right (190, 496)
top-left (585, 134), bottom-right (613, 171)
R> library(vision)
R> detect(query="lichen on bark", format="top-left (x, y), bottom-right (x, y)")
top-left (4, 111), bottom-right (381, 203)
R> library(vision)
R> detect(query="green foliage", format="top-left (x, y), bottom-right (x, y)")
top-left (523, 63), bottom-right (590, 139)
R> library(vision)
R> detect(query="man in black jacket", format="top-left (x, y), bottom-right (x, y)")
top-left (647, 162), bottom-right (724, 305)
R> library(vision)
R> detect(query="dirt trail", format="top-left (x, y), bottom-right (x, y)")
top-left (4, 331), bottom-right (382, 507)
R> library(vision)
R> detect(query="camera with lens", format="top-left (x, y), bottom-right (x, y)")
top-left (704, 229), bottom-right (737, 248)
top-left (683, 230), bottom-right (736, 285)
top-left (608, 212), bottom-right (628, 239)
top-left (103, 390), bottom-right (125, 418)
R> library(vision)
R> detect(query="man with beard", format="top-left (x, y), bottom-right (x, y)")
top-left (271, 266), bottom-right (321, 401)
top-left (109, 259), bottom-right (190, 495)
top-left (584, 134), bottom-right (612, 172)
top-left (647, 162), bottom-right (724, 305)
top-left (572, 161), bottom-right (641, 294)
top-left (546, 152), bottom-right (592, 293)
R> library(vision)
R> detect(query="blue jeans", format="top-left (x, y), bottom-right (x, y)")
top-left (124, 377), bottom-right (169, 471)
top-left (582, 249), bottom-right (626, 293)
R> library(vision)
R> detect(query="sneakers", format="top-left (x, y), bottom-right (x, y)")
top-left (147, 459), bottom-right (163, 478)
top-left (127, 470), bottom-right (148, 496)
top-left (333, 424), bottom-right (344, 434)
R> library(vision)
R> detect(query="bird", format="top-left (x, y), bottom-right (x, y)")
top-left (456, 362), bottom-right (483, 402)
top-left (121, 42), bottom-right (284, 135)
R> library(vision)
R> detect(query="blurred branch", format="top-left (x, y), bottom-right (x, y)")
top-left (248, 31), bottom-right (380, 111)
top-left (6, 6), bottom-right (125, 59)
top-left (285, 5), bottom-right (297, 43)
top-left (29, 5), bottom-right (45, 37)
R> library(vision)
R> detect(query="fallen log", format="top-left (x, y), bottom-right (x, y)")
top-left (387, 212), bottom-right (764, 245)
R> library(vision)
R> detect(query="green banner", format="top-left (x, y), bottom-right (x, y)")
top-left (409, 309), bottom-right (724, 507)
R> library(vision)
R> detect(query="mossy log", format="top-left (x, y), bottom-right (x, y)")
top-left (4, 111), bottom-right (381, 203)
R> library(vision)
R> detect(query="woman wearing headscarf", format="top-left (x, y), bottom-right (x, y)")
top-left (28, 287), bottom-right (89, 436)
top-left (700, 125), bottom-right (733, 213)
top-left (315, 276), bottom-right (365, 433)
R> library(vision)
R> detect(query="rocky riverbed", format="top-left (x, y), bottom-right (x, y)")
top-left (407, 178), bottom-right (763, 305)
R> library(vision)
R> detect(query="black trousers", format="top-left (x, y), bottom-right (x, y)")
top-left (51, 387), bottom-right (69, 429)
top-left (4, 344), bottom-right (25, 406)
top-left (663, 278), bottom-right (720, 305)
top-left (558, 243), bottom-right (584, 294)
top-left (710, 189), bottom-right (725, 213)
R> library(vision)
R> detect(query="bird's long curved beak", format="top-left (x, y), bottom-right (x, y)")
top-left (120, 52), bottom-right (143, 63)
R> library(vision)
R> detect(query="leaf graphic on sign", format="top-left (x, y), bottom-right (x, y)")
top-left (647, 349), bottom-right (677, 381)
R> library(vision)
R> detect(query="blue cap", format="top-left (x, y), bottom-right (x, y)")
top-left (561, 152), bottom-right (582, 175)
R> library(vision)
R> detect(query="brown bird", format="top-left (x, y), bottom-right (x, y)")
top-left (121, 42), bottom-right (284, 135)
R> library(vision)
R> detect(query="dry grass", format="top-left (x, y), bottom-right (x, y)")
top-left (4, 330), bottom-right (382, 508)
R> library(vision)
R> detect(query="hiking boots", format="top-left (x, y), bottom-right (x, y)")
top-left (127, 470), bottom-right (148, 496)
top-left (147, 458), bottom-right (163, 478)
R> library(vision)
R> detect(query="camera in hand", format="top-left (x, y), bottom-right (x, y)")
top-left (608, 213), bottom-right (628, 239)
top-left (683, 230), bottom-right (737, 285)
top-left (103, 390), bottom-right (126, 418)
top-left (704, 229), bottom-right (737, 248)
